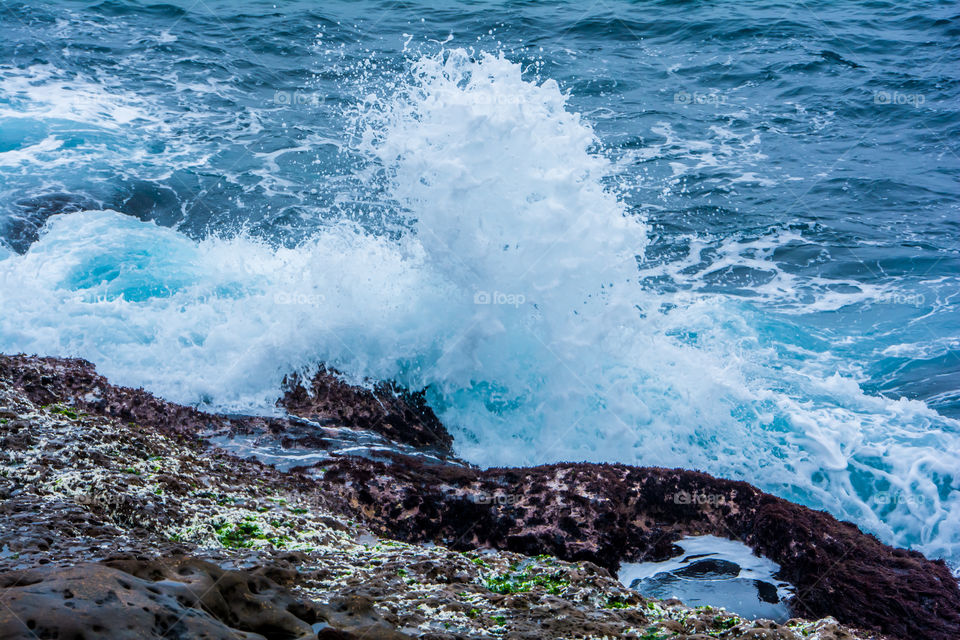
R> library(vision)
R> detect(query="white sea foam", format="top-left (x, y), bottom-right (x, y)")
top-left (0, 64), bottom-right (189, 187)
top-left (0, 65), bottom-right (153, 127)
top-left (0, 64), bottom-right (268, 191)
top-left (0, 50), bottom-right (957, 566)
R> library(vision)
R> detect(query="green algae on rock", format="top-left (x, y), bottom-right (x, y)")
top-left (1, 354), bottom-right (953, 639)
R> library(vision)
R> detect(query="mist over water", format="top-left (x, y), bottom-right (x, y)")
top-left (0, 1), bottom-right (958, 568)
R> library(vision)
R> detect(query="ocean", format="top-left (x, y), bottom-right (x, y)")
top-left (0, 0), bottom-right (958, 569)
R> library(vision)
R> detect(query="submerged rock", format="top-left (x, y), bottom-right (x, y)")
top-left (620, 535), bottom-right (795, 622)
top-left (1, 353), bottom-right (957, 639)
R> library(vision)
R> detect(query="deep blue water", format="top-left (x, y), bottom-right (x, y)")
top-left (1, 1), bottom-right (958, 567)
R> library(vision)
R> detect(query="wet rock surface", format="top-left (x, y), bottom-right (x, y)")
top-left (316, 457), bottom-right (960, 640)
top-left (278, 367), bottom-right (454, 454)
top-left (1, 354), bottom-right (956, 639)
top-left (0, 354), bottom-right (458, 465)
top-left (0, 559), bottom-right (321, 640)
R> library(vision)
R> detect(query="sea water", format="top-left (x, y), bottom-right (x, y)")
top-left (0, 1), bottom-right (957, 569)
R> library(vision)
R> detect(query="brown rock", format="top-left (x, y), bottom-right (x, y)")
top-left (279, 367), bottom-right (453, 453)
top-left (2, 353), bottom-right (957, 640)
top-left (318, 456), bottom-right (960, 640)
top-left (0, 561), bottom-right (315, 639)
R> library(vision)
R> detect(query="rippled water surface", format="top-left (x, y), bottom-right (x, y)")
top-left (1, 1), bottom-right (958, 566)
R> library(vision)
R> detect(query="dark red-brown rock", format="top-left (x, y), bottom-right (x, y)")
top-left (0, 354), bottom-right (453, 455)
top-left (2, 353), bottom-right (957, 639)
top-left (317, 456), bottom-right (960, 640)
top-left (279, 367), bottom-right (453, 453)
top-left (0, 354), bottom-right (225, 441)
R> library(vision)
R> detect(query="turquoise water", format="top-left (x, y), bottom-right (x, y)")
top-left (0, 1), bottom-right (958, 567)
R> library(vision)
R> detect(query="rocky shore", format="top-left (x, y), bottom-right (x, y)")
top-left (1, 354), bottom-right (957, 639)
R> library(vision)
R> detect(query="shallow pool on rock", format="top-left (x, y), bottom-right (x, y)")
top-left (619, 535), bottom-right (796, 622)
